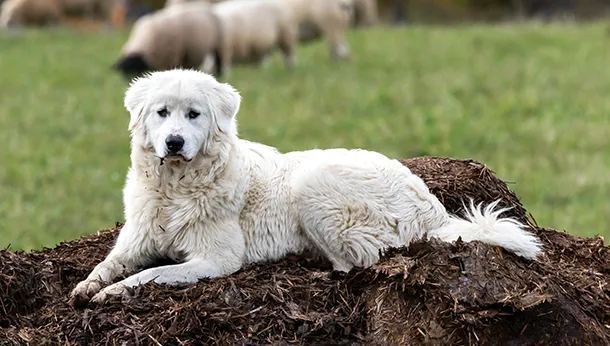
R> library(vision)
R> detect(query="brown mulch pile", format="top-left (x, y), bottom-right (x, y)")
top-left (1, 157), bottom-right (608, 345)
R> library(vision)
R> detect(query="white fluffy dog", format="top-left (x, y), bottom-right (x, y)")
top-left (70, 69), bottom-right (542, 306)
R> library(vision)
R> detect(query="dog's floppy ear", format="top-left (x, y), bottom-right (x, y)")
top-left (124, 74), bottom-right (151, 131)
top-left (208, 81), bottom-right (241, 134)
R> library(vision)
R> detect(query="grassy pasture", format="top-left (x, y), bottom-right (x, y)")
top-left (0, 22), bottom-right (608, 250)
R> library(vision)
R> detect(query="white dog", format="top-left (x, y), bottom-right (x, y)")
top-left (70, 69), bottom-right (542, 306)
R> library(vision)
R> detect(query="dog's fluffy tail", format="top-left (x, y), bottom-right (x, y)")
top-left (429, 199), bottom-right (542, 260)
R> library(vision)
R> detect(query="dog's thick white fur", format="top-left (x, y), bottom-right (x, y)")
top-left (70, 69), bottom-right (542, 306)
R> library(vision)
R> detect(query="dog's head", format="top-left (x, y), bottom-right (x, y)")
top-left (124, 69), bottom-right (241, 162)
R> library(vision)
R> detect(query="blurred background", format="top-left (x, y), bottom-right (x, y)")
top-left (0, 0), bottom-right (608, 251)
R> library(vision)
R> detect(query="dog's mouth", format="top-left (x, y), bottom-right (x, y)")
top-left (160, 154), bottom-right (192, 166)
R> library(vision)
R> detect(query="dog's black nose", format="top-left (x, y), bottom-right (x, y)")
top-left (165, 135), bottom-right (185, 154)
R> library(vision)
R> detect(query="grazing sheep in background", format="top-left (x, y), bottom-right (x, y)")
top-left (209, 0), bottom-right (298, 72)
top-left (172, 0), bottom-right (361, 64)
top-left (284, 0), bottom-right (354, 61)
top-left (0, 0), bottom-right (124, 29)
top-left (114, 2), bottom-right (227, 79)
top-left (0, 0), bottom-right (62, 28)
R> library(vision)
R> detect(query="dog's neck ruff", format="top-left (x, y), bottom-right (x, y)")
top-left (130, 135), bottom-right (235, 190)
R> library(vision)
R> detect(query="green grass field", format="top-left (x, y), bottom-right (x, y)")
top-left (0, 22), bottom-right (608, 251)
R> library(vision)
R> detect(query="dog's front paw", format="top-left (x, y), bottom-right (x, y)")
top-left (89, 283), bottom-right (134, 306)
top-left (69, 279), bottom-right (104, 308)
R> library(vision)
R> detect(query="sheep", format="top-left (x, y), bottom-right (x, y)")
top-left (209, 0), bottom-right (298, 71)
top-left (283, 0), bottom-right (354, 61)
top-left (113, 1), bottom-right (228, 80)
top-left (0, 0), bottom-right (122, 29)
top-left (0, 0), bottom-right (62, 28)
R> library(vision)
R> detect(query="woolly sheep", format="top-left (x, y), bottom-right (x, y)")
top-left (284, 0), bottom-right (354, 60)
top-left (0, 0), bottom-right (61, 28)
top-left (210, 0), bottom-right (298, 71)
top-left (113, 2), bottom-right (228, 79)
top-left (0, 0), bottom-right (121, 29)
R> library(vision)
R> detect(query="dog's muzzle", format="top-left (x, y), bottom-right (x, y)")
top-left (165, 135), bottom-right (185, 155)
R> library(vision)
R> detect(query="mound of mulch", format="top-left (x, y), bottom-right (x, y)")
top-left (1, 157), bottom-right (608, 345)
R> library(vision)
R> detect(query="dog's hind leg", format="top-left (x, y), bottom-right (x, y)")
top-left (291, 160), bottom-right (426, 272)
top-left (298, 212), bottom-right (392, 273)
top-left (292, 157), bottom-right (542, 271)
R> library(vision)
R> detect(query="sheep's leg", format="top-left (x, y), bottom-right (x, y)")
top-left (257, 54), bottom-right (273, 69)
top-left (278, 24), bottom-right (297, 69)
top-left (201, 54), bottom-right (216, 74)
top-left (327, 29), bottom-right (351, 61)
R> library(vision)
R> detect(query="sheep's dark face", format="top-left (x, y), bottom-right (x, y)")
top-left (113, 54), bottom-right (152, 80)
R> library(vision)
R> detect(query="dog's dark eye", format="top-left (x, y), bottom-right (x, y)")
top-left (157, 108), bottom-right (169, 118)
top-left (188, 110), bottom-right (200, 119)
